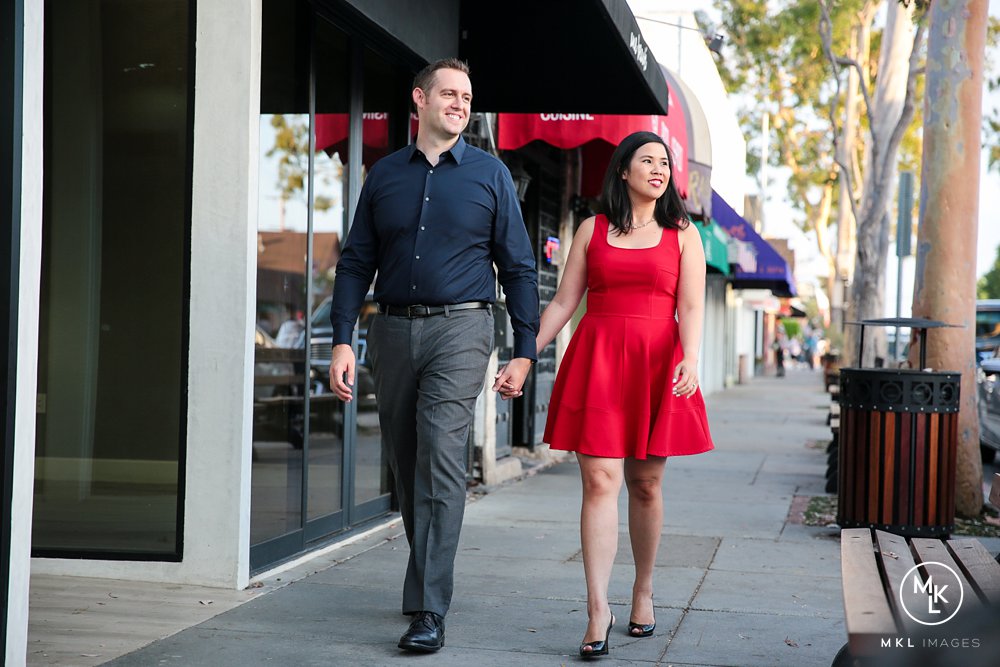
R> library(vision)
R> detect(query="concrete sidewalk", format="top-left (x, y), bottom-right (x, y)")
top-left (95, 368), bottom-right (849, 666)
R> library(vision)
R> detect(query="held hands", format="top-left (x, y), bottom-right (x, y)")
top-left (673, 357), bottom-right (699, 398)
top-left (492, 358), bottom-right (533, 400)
top-left (329, 344), bottom-right (356, 402)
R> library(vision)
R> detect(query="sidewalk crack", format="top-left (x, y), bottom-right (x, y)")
top-left (655, 533), bottom-right (723, 666)
top-left (749, 455), bottom-right (766, 485)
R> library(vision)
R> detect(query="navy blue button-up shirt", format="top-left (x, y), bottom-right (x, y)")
top-left (330, 137), bottom-right (539, 359)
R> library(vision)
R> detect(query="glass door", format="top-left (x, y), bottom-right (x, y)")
top-left (251, 1), bottom-right (395, 572)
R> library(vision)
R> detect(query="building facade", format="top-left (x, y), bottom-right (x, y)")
top-left (3, 1), bottom-right (672, 661)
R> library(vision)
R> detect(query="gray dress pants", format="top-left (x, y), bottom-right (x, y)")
top-left (367, 307), bottom-right (494, 617)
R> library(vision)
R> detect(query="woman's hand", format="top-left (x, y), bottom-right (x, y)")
top-left (672, 357), bottom-right (699, 398)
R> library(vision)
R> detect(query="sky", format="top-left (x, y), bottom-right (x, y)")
top-left (635, 0), bottom-right (1000, 295)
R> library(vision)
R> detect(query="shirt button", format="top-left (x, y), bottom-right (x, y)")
top-left (411, 285), bottom-right (416, 290)
top-left (415, 255), bottom-right (420, 260)
top-left (420, 226), bottom-right (425, 231)
top-left (424, 196), bottom-right (430, 201)
top-left (429, 170), bottom-right (433, 174)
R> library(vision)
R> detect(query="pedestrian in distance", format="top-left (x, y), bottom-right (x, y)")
top-left (496, 131), bottom-right (714, 659)
top-left (774, 328), bottom-right (787, 377)
top-left (328, 58), bottom-right (539, 654)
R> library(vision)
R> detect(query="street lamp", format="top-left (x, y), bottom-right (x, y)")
top-left (634, 15), bottom-right (726, 74)
top-left (706, 33), bottom-right (724, 54)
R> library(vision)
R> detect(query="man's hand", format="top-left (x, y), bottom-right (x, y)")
top-left (330, 344), bottom-right (356, 402)
top-left (492, 357), bottom-right (533, 400)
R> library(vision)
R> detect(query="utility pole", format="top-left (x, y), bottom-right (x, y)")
top-left (894, 171), bottom-right (914, 359)
top-left (832, 21), bottom-right (863, 336)
top-left (911, 0), bottom-right (989, 517)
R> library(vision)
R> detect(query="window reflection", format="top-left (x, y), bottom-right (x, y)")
top-left (353, 45), bottom-right (399, 507)
top-left (305, 18), bottom-right (350, 522)
top-left (252, 4), bottom-right (399, 565)
top-left (251, 112), bottom-right (310, 544)
top-left (33, 0), bottom-right (190, 557)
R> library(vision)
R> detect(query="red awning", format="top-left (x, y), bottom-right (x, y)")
top-left (497, 87), bottom-right (689, 199)
top-left (313, 113), bottom-right (396, 165)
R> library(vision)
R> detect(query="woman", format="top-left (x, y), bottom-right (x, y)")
top-left (496, 131), bottom-right (714, 658)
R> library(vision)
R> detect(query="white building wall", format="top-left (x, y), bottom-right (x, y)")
top-left (733, 297), bottom-right (760, 381)
top-left (7, 2), bottom-right (44, 664)
top-left (628, 2), bottom-right (752, 389)
top-left (31, 0), bottom-right (262, 589)
top-left (700, 275), bottom-right (727, 396)
top-left (628, 1), bottom-right (747, 207)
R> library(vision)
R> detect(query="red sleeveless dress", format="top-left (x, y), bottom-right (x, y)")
top-left (544, 215), bottom-right (714, 459)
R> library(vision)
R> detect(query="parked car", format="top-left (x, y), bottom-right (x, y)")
top-left (301, 295), bottom-right (377, 410)
top-left (978, 344), bottom-right (1000, 463)
top-left (976, 299), bottom-right (1000, 365)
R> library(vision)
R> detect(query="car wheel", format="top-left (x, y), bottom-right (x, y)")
top-left (982, 444), bottom-right (997, 464)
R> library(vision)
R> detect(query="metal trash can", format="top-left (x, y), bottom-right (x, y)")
top-left (836, 317), bottom-right (961, 537)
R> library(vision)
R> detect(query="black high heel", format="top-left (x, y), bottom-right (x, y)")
top-left (627, 619), bottom-right (655, 637)
top-left (579, 613), bottom-right (615, 659)
top-left (628, 594), bottom-right (656, 638)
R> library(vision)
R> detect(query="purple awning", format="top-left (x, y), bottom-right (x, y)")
top-left (711, 191), bottom-right (796, 297)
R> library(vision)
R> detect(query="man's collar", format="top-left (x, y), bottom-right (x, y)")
top-left (407, 135), bottom-right (468, 165)
top-left (449, 135), bottom-right (468, 164)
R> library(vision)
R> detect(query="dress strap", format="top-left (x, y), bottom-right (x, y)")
top-left (594, 214), bottom-right (609, 246)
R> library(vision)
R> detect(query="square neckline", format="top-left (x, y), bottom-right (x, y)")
top-left (600, 215), bottom-right (667, 251)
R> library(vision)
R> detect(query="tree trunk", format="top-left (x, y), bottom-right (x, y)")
top-left (845, 1), bottom-right (915, 367)
top-left (911, 0), bottom-right (989, 518)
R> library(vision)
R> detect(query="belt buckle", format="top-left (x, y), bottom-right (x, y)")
top-left (407, 305), bottom-right (429, 317)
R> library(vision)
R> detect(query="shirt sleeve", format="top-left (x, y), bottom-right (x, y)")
top-left (492, 165), bottom-right (540, 360)
top-left (329, 178), bottom-right (379, 347)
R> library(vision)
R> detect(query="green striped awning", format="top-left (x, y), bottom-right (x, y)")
top-left (698, 219), bottom-right (731, 275)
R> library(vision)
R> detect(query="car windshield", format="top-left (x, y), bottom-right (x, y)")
top-left (977, 310), bottom-right (1000, 339)
top-left (311, 299), bottom-right (332, 328)
top-left (309, 295), bottom-right (376, 331)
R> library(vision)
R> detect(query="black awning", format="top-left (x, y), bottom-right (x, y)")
top-left (458, 0), bottom-right (669, 114)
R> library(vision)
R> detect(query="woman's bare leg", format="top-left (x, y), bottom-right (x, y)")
top-left (624, 456), bottom-right (667, 630)
top-left (577, 453), bottom-right (624, 646)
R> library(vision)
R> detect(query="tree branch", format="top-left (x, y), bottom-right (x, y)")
top-left (869, 20), bottom-right (925, 221)
top-left (819, 0), bottom-right (862, 226)
top-left (884, 21), bottom-right (926, 176)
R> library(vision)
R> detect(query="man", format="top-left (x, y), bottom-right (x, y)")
top-left (328, 58), bottom-right (539, 653)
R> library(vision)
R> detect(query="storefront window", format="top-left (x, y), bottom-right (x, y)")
top-left (304, 17), bottom-right (350, 523)
top-left (33, 0), bottom-right (192, 556)
top-left (251, 1), bottom-right (401, 570)
top-left (252, 0), bottom-right (312, 546)
top-left (353, 46), bottom-right (401, 507)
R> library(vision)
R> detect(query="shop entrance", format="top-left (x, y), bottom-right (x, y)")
top-left (250, 2), bottom-right (414, 571)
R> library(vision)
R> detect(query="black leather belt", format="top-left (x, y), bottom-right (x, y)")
top-left (377, 301), bottom-right (491, 318)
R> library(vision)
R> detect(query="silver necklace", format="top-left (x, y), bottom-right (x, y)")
top-left (631, 217), bottom-right (656, 231)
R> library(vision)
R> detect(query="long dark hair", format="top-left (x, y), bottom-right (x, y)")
top-left (599, 131), bottom-right (689, 235)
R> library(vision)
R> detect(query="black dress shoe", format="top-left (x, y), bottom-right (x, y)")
top-left (398, 611), bottom-right (445, 653)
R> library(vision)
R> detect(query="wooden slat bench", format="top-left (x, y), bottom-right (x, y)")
top-left (835, 528), bottom-right (1000, 665)
top-left (825, 368), bottom-right (841, 392)
top-left (834, 474), bottom-right (1000, 665)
